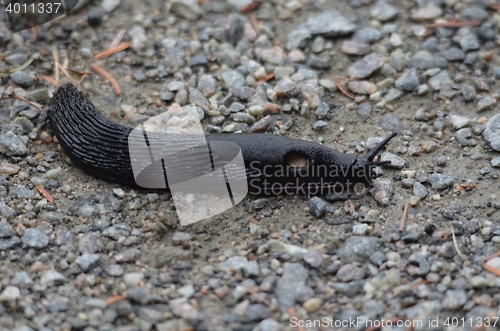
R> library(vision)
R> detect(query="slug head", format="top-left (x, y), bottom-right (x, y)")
top-left (351, 132), bottom-right (398, 187)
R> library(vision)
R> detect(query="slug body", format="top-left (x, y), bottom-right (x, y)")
top-left (49, 84), bottom-right (396, 195)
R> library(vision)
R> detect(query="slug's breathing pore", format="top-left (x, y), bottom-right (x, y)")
top-left (48, 83), bottom-right (397, 196)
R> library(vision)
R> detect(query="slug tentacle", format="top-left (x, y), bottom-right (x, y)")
top-left (48, 83), bottom-right (397, 196)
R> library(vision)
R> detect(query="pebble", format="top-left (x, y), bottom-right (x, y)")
top-left (222, 74), bottom-right (246, 93)
top-left (312, 120), bottom-right (328, 131)
top-left (347, 53), bottom-right (384, 79)
top-left (0, 131), bottom-right (27, 156)
top-left (219, 256), bottom-right (259, 277)
top-left (442, 290), bottom-right (467, 310)
top-left (380, 152), bottom-right (405, 169)
top-left (428, 70), bottom-right (453, 91)
top-left (371, 0), bottom-right (399, 21)
top-left (0, 286), bottom-right (21, 302)
top-left (407, 51), bottom-right (448, 70)
top-left (454, 28), bottom-right (480, 52)
top-left (449, 115), bottom-right (471, 129)
top-left (308, 197), bottom-right (327, 218)
top-left (395, 68), bottom-right (419, 91)
top-left (156, 6), bottom-right (187, 20)
top-left (303, 250), bottom-right (324, 269)
top-left (10, 71), bottom-right (35, 88)
top-left (429, 174), bottom-right (456, 190)
top-left (286, 28), bottom-right (311, 51)
top-left (341, 41), bottom-right (371, 55)
top-left (123, 272), bottom-right (144, 287)
top-left (413, 182), bottom-right (428, 198)
top-left (338, 236), bottom-right (379, 263)
top-left (0, 162), bottom-right (20, 175)
top-left (353, 28), bottom-right (382, 44)
top-left (372, 178), bottom-right (393, 206)
top-left (352, 224), bottom-right (369, 235)
top-left (102, 0), bottom-right (120, 12)
top-left (40, 270), bottom-right (66, 287)
top-left (303, 298), bottom-right (323, 312)
top-left (477, 96), bottom-right (496, 112)
top-left (337, 264), bottom-right (366, 282)
top-left (305, 11), bottom-right (357, 37)
top-left (491, 157), bottom-right (500, 168)
top-left (411, 4), bottom-right (443, 21)
top-left (482, 114), bottom-right (500, 151)
top-left (275, 263), bottom-right (308, 306)
top-left (22, 228), bottom-right (49, 249)
top-left (76, 253), bottom-right (101, 272)
top-left (347, 81), bottom-right (377, 95)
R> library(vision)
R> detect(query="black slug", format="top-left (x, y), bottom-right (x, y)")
top-left (48, 83), bottom-right (397, 196)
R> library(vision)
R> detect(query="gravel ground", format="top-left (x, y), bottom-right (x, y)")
top-left (1, 0), bottom-right (500, 330)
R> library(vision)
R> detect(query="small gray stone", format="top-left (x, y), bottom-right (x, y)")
top-left (10, 71), bottom-right (35, 88)
top-left (347, 81), bottom-right (377, 95)
top-left (286, 28), bottom-right (311, 51)
top-left (76, 253), bottom-right (100, 272)
top-left (491, 157), bottom-right (500, 168)
top-left (0, 131), bottom-right (27, 156)
top-left (303, 250), bottom-right (323, 269)
top-left (219, 256), bottom-right (259, 277)
top-left (477, 96), bottom-right (496, 112)
top-left (384, 88), bottom-right (404, 102)
top-left (483, 114), bottom-right (500, 151)
top-left (308, 197), bottom-right (327, 218)
top-left (456, 128), bottom-right (475, 146)
top-left (347, 53), bottom-right (384, 79)
top-left (312, 120), bottom-right (328, 131)
top-left (11, 271), bottom-right (33, 287)
top-left (22, 228), bottom-right (49, 249)
top-left (407, 51), bottom-right (448, 70)
top-left (462, 84), bottom-right (476, 102)
top-left (341, 41), bottom-right (371, 56)
top-left (221, 70), bottom-right (244, 88)
top-left (246, 304), bottom-right (268, 322)
top-left (338, 236), bottom-right (379, 263)
top-left (371, 0), bottom-right (399, 21)
top-left (454, 28), bottom-right (480, 51)
top-left (442, 290), bottom-right (467, 310)
top-left (380, 152), bottom-right (405, 169)
top-left (337, 264), bottom-right (366, 282)
top-left (461, 6), bottom-right (489, 21)
top-left (429, 173), bottom-right (456, 190)
top-left (170, 0), bottom-right (201, 20)
top-left (353, 28), bottom-right (382, 44)
top-left (9, 185), bottom-right (34, 199)
top-left (306, 11), bottom-right (356, 37)
top-left (102, 0), bottom-right (120, 12)
top-left (439, 47), bottom-right (464, 61)
top-left (254, 318), bottom-right (281, 331)
top-left (429, 70), bottom-right (454, 91)
top-left (275, 263), bottom-right (308, 306)
top-left (40, 270), bottom-right (66, 287)
top-left (411, 4), bottom-right (442, 21)
top-left (106, 264), bottom-right (124, 277)
top-left (357, 102), bottom-right (372, 119)
top-left (413, 182), bottom-right (428, 198)
top-left (315, 102), bottom-right (330, 119)
top-left (395, 68), bottom-right (419, 91)
top-left (0, 286), bottom-right (21, 302)
top-left (372, 178), bottom-right (393, 206)
top-left (449, 115), bottom-right (471, 129)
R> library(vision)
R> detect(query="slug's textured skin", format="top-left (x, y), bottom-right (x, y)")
top-left (48, 83), bottom-right (396, 195)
